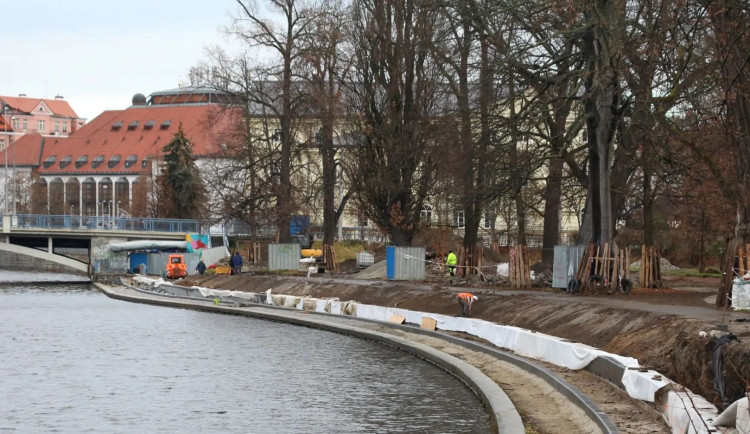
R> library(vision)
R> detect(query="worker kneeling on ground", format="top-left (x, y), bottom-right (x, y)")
top-left (456, 292), bottom-right (478, 317)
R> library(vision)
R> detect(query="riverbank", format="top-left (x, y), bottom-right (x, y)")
top-left (179, 272), bottom-right (750, 411)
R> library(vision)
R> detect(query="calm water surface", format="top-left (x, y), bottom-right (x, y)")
top-left (0, 282), bottom-right (492, 433)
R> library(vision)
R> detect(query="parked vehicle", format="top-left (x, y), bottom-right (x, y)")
top-left (166, 254), bottom-right (187, 279)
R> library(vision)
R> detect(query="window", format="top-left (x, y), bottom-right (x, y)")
top-left (455, 210), bottom-right (465, 228)
top-left (160, 119), bottom-right (171, 129)
top-left (37, 120), bottom-right (45, 132)
top-left (141, 157), bottom-right (150, 168)
top-left (55, 122), bottom-right (60, 133)
top-left (39, 107), bottom-right (44, 112)
top-left (12, 118), bottom-right (19, 130)
top-left (108, 155), bottom-right (122, 168)
top-left (91, 155), bottom-right (105, 169)
top-left (75, 155), bottom-right (89, 169)
top-left (0, 139), bottom-right (4, 148)
top-left (483, 214), bottom-right (492, 229)
top-left (43, 156), bottom-right (57, 169)
top-left (59, 155), bottom-right (73, 169)
top-left (358, 213), bottom-right (368, 227)
top-left (62, 123), bottom-right (68, 133)
top-left (421, 204), bottom-right (433, 225)
top-left (144, 120), bottom-right (155, 130)
top-left (127, 121), bottom-right (138, 130)
top-left (22, 119), bottom-right (27, 131)
top-left (124, 155), bottom-right (138, 169)
top-left (111, 121), bottom-right (122, 130)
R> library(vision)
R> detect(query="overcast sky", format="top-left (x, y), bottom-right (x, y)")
top-left (1, 0), bottom-right (240, 121)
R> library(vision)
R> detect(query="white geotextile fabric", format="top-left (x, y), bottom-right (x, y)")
top-left (353, 303), bottom-right (638, 370)
top-left (712, 397), bottom-right (750, 433)
top-left (659, 390), bottom-right (719, 434)
top-left (620, 369), bottom-right (671, 402)
top-left (133, 276), bottom-right (165, 288)
top-left (732, 279), bottom-right (750, 311)
top-left (196, 288), bottom-right (257, 300)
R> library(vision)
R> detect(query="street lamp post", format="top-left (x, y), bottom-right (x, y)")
top-left (3, 106), bottom-right (8, 215)
top-left (12, 117), bottom-right (16, 214)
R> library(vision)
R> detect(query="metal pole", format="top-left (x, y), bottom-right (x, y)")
top-left (3, 107), bottom-right (7, 214)
top-left (12, 117), bottom-right (16, 214)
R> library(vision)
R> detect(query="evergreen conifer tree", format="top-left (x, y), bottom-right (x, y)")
top-left (158, 123), bottom-right (205, 219)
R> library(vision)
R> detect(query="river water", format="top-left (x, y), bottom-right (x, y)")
top-left (0, 278), bottom-right (492, 433)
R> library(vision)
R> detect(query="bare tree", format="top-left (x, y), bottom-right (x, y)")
top-left (298, 0), bottom-right (353, 264)
top-left (225, 0), bottom-right (315, 242)
top-left (347, 0), bottom-right (442, 245)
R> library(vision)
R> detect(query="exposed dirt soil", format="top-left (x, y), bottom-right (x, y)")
top-left (180, 271), bottom-right (750, 415)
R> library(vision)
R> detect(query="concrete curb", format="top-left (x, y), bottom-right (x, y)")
top-left (96, 282), bottom-right (525, 434)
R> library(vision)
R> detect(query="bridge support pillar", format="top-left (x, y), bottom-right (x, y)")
top-left (2, 214), bottom-right (9, 234)
top-left (48, 237), bottom-right (53, 253)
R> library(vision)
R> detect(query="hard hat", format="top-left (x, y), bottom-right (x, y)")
top-left (473, 296), bottom-right (478, 301)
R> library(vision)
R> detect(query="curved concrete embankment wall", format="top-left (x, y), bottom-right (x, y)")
top-left (96, 282), bottom-right (525, 434)
top-left (0, 243), bottom-right (88, 274)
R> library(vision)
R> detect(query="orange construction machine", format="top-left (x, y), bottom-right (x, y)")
top-left (166, 254), bottom-right (187, 279)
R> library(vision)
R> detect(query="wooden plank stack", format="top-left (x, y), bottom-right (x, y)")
top-left (322, 243), bottom-right (337, 271)
top-left (509, 245), bottom-right (531, 288)
top-left (574, 243), bottom-right (631, 292)
top-left (639, 245), bottom-right (662, 288)
top-left (457, 245), bottom-right (483, 276)
top-left (736, 243), bottom-right (750, 276)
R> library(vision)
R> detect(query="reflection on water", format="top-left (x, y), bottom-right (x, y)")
top-left (0, 269), bottom-right (89, 283)
top-left (0, 284), bottom-right (491, 433)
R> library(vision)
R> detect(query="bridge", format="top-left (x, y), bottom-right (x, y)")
top-left (0, 214), bottom-right (200, 275)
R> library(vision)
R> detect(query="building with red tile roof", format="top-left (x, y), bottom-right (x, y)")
top-left (0, 94), bottom-right (86, 144)
top-left (20, 88), bottom-right (241, 218)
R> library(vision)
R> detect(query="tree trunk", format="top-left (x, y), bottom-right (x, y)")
top-left (542, 155), bottom-right (563, 265)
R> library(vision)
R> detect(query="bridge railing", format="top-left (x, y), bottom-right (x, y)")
top-left (14, 215), bottom-right (200, 233)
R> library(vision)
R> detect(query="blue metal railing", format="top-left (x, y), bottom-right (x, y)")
top-left (14, 214), bottom-right (200, 233)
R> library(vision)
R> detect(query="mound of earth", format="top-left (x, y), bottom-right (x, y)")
top-left (179, 271), bottom-right (750, 409)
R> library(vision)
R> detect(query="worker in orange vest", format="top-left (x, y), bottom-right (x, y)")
top-left (456, 292), bottom-right (478, 317)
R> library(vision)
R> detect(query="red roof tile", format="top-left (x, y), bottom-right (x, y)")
top-left (0, 95), bottom-right (81, 118)
top-left (6, 133), bottom-right (44, 166)
top-left (37, 104), bottom-right (241, 176)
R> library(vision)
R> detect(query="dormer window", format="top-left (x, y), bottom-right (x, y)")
top-left (111, 121), bottom-right (123, 130)
top-left (144, 120), bottom-right (155, 130)
top-left (128, 121), bottom-right (139, 130)
top-left (141, 157), bottom-right (150, 168)
top-left (43, 156), bottom-right (56, 169)
top-left (59, 155), bottom-right (73, 169)
top-left (160, 119), bottom-right (171, 129)
top-left (108, 155), bottom-right (121, 168)
top-left (75, 155), bottom-right (89, 169)
top-left (124, 155), bottom-right (138, 169)
top-left (91, 155), bottom-right (105, 169)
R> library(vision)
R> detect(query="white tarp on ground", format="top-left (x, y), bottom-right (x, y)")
top-left (713, 397), bottom-right (750, 433)
top-left (659, 389), bottom-right (721, 434)
top-left (195, 287), bottom-right (257, 300)
top-left (621, 368), bottom-right (671, 402)
top-left (732, 279), bottom-right (750, 311)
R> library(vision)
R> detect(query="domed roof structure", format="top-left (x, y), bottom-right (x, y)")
top-left (131, 93), bottom-right (147, 106)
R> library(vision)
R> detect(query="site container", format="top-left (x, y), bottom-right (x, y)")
top-left (386, 246), bottom-right (426, 281)
top-left (268, 243), bottom-right (301, 271)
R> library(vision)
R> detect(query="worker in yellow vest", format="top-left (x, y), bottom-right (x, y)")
top-left (456, 292), bottom-right (478, 317)
top-left (446, 250), bottom-right (457, 277)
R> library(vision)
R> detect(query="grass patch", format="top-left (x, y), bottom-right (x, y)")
top-left (312, 240), bottom-right (371, 262)
top-left (661, 268), bottom-right (722, 278)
